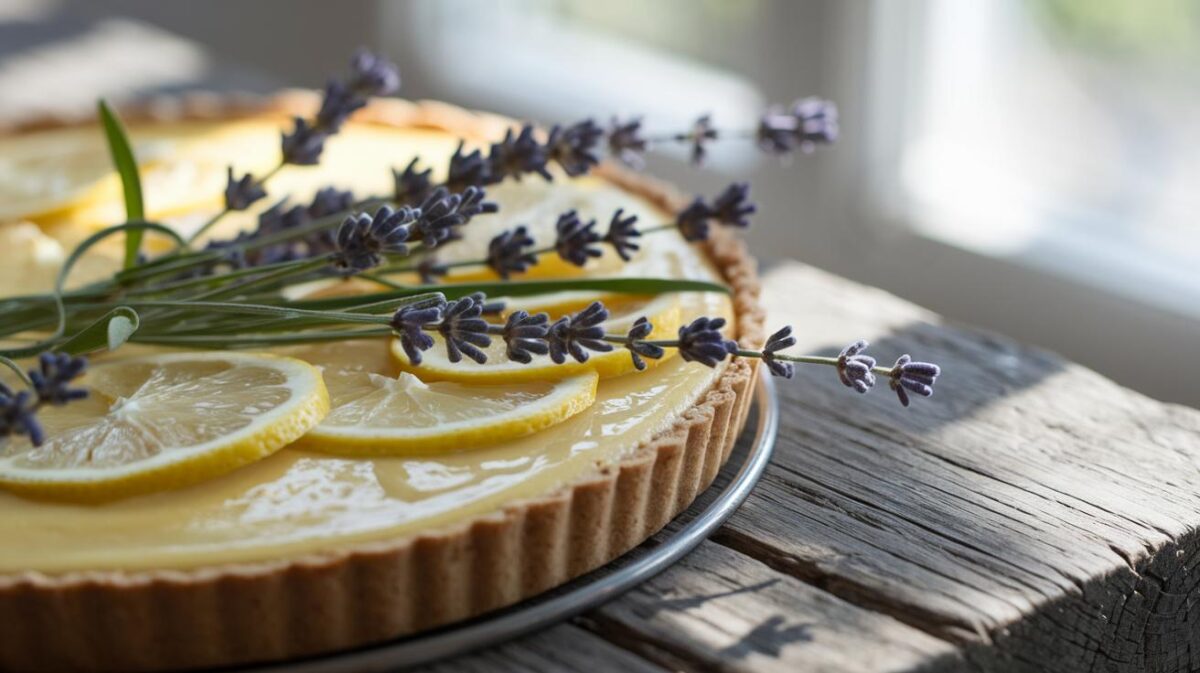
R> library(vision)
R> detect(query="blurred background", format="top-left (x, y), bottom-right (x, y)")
top-left (1, 0), bottom-right (1197, 405)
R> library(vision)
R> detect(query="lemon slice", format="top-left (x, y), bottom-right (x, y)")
top-left (285, 340), bottom-right (597, 455)
top-left (391, 294), bottom-right (682, 383)
top-left (0, 352), bottom-right (329, 502)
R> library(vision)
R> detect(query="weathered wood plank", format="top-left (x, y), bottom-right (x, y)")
top-left (576, 541), bottom-right (960, 673)
top-left (708, 263), bottom-right (1200, 672)
top-left (417, 623), bottom-right (668, 673)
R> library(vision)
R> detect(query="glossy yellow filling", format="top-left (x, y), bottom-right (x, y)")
top-left (0, 118), bottom-right (732, 574)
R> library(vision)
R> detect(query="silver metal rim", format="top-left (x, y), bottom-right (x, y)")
top-left (245, 375), bottom-right (779, 673)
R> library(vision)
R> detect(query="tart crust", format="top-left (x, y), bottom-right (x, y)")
top-left (0, 94), bottom-right (765, 673)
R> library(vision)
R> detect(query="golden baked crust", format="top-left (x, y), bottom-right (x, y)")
top-left (0, 93), bottom-right (765, 673)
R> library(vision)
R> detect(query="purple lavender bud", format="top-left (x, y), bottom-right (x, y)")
top-left (486, 226), bottom-right (538, 279)
top-left (836, 340), bottom-right (876, 394)
top-left (546, 119), bottom-right (604, 177)
top-left (676, 316), bottom-right (736, 368)
top-left (281, 117), bottom-right (328, 166)
top-left (756, 107), bottom-right (800, 154)
top-left (888, 354), bottom-right (941, 407)
top-left (445, 141), bottom-right (492, 192)
top-left (709, 183), bottom-right (756, 229)
top-left (554, 210), bottom-right (603, 267)
top-left (333, 205), bottom-right (415, 272)
top-left (604, 209), bottom-right (641, 261)
top-left (456, 185), bottom-right (499, 220)
top-left (391, 301), bottom-right (444, 365)
top-left (488, 124), bottom-right (551, 183)
top-left (684, 114), bottom-right (718, 165)
top-left (624, 316), bottom-right (665, 371)
top-left (793, 97), bottom-right (838, 152)
top-left (413, 186), bottom-right (495, 249)
top-left (223, 167), bottom-right (266, 212)
top-left (676, 198), bottom-right (715, 242)
top-left (347, 48), bottom-right (401, 96)
top-left (608, 117), bottom-right (647, 169)
top-left (503, 310), bottom-right (552, 364)
top-left (547, 302), bottom-right (613, 364)
top-left (308, 187), bottom-right (355, 218)
top-left (760, 326), bottom-right (796, 378)
top-left (315, 80), bottom-right (366, 132)
top-left (0, 387), bottom-right (42, 447)
top-left (416, 256), bottom-right (449, 284)
top-left (438, 295), bottom-right (492, 364)
top-left (30, 353), bottom-right (89, 406)
top-left (465, 291), bottom-right (505, 316)
top-left (393, 157), bottom-right (433, 206)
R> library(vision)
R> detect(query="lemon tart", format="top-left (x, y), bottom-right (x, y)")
top-left (0, 93), bottom-right (763, 672)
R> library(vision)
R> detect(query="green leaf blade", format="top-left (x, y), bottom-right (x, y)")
top-left (97, 100), bottom-right (145, 269)
top-left (58, 307), bottom-right (141, 355)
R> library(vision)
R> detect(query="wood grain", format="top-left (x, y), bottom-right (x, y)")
top-left (430, 262), bottom-right (1200, 672)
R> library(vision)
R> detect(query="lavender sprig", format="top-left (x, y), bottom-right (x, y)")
top-left (399, 184), bottom-right (752, 283)
top-left (383, 300), bottom-right (941, 408)
top-left (186, 48), bottom-right (401, 246)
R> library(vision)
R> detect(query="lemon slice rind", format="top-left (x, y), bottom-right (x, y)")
top-left (295, 371), bottom-right (598, 456)
top-left (0, 352), bottom-right (330, 502)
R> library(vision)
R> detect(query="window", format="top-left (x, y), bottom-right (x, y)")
top-left (878, 0), bottom-right (1200, 317)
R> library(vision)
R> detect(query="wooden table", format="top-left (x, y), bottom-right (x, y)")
top-left (424, 263), bottom-right (1200, 673)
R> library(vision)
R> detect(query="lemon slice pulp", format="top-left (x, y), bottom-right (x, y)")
top-left (0, 352), bottom-right (329, 502)
top-left (289, 340), bottom-right (598, 455)
top-left (391, 293), bottom-right (682, 383)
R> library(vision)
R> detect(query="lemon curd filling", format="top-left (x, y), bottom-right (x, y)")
top-left (0, 119), bottom-right (733, 574)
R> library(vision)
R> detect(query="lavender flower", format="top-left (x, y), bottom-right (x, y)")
top-left (709, 183), bottom-right (755, 229)
top-left (793, 97), bottom-right (838, 152)
top-left (1, 353), bottom-right (90, 447)
top-left (31, 353), bottom-right (89, 407)
top-left (488, 124), bottom-right (551, 183)
top-left (416, 256), bottom-right (449, 284)
top-left (281, 118), bottom-right (327, 166)
top-left (347, 47), bottom-right (401, 96)
top-left (608, 117), bottom-right (647, 169)
top-left (676, 198), bottom-right (715, 242)
top-left (0, 386), bottom-right (42, 447)
top-left (308, 187), bottom-right (355, 218)
top-left (554, 210), bottom-right (603, 267)
top-left (888, 355), bottom-right (941, 407)
top-left (438, 295), bottom-right (492, 364)
top-left (502, 310), bottom-right (551, 363)
top-left (756, 107), bottom-right (800, 155)
top-left (393, 158), bottom-right (433, 205)
top-left (756, 98), bottom-right (838, 155)
top-left (676, 316), bottom-right (736, 367)
top-left (333, 205), bottom-right (415, 272)
top-left (223, 167), bottom-right (266, 211)
top-left (445, 142), bottom-right (491, 192)
top-left (604, 209), bottom-right (641, 261)
top-left (548, 302), bottom-right (613, 364)
top-left (315, 81), bottom-right (367, 132)
top-left (465, 291), bottom-right (506, 316)
top-left (486, 226), bottom-right (538, 279)
top-left (675, 184), bottom-right (756, 241)
top-left (391, 301), bottom-right (444, 365)
top-left (760, 326), bottom-right (796, 378)
top-left (546, 119), bottom-right (604, 177)
top-left (624, 317), bottom-right (665, 371)
top-left (684, 114), bottom-right (718, 165)
top-left (836, 340), bottom-right (876, 394)
top-left (414, 186), bottom-right (497, 248)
